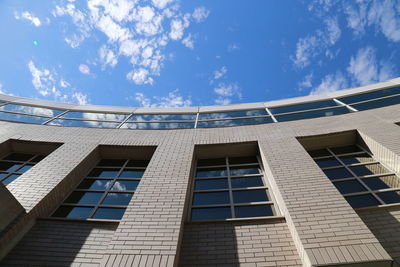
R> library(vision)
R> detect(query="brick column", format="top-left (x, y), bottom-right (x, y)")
top-left (100, 142), bottom-right (194, 267)
top-left (258, 137), bottom-right (392, 267)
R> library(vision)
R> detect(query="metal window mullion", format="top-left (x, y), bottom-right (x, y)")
top-left (327, 148), bottom-right (385, 205)
top-left (116, 114), bottom-right (133, 129)
top-left (87, 159), bottom-right (130, 218)
top-left (42, 110), bottom-right (70, 125)
top-left (349, 92), bottom-right (400, 106)
top-left (194, 112), bottom-right (199, 128)
top-left (333, 98), bottom-right (358, 112)
top-left (265, 107), bottom-right (278, 122)
top-left (226, 157), bottom-right (236, 218)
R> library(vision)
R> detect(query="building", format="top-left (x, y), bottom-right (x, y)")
top-left (0, 78), bottom-right (400, 267)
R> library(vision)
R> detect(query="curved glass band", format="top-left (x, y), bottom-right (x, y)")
top-left (0, 86), bottom-right (399, 129)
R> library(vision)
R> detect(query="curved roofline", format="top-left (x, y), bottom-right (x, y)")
top-left (1, 77), bottom-right (399, 114)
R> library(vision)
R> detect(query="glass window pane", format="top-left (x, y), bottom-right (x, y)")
top-left (77, 179), bottom-right (112, 190)
top-left (339, 87), bottom-right (400, 104)
top-left (345, 194), bottom-right (380, 208)
top-left (0, 112), bottom-right (50, 124)
top-left (97, 159), bottom-right (126, 167)
top-left (233, 189), bottom-right (268, 203)
top-left (3, 153), bottom-right (34, 161)
top-left (197, 117), bottom-right (273, 128)
top-left (65, 192), bottom-right (103, 205)
top-left (0, 162), bottom-right (22, 172)
top-left (377, 191), bottom-right (400, 204)
top-left (52, 206), bottom-right (93, 219)
top-left (275, 107), bottom-right (350, 122)
top-left (197, 158), bottom-right (226, 167)
top-left (230, 166), bottom-right (259, 176)
top-left (48, 119), bottom-right (120, 128)
top-left (269, 100), bottom-right (338, 114)
top-left (323, 168), bottom-right (353, 180)
top-left (193, 192), bottom-right (230, 205)
top-left (126, 160), bottom-right (150, 167)
top-left (229, 156), bottom-right (258, 165)
top-left (362, 176), bottom-right (398, 190)
top-left (119, 170), bottom-right (144, 178)
top-left (199, 109), bottom-right (268, 120)
top-left (92, 208), bottom-right (126, 220)
top-left (351, 95), bottom-right (400, 111)
top-left (30, 155), bottom-right (45, 163)
top-left (88, 168), bottom-right (120, 178)
top-left (333, 180), bottom-right (367, 194)
top-left (102, 193), bottom-right (133, 205)
top-left (0, 104), bottom-right (63, 116)
top-left (120, 122), bottom-right (195, 129)
top-left (2, 174), bottom-right (20, 185)
top-left (194, 179), bottom-right (228, 190)
top-left (191, 207), bottom-right (231, 221)
top-left (315, 158), bottom-right (341, 168)
top-left (330, 145), bottom-right (363, 155)
top-left (235, 205), bottom-right (274, 218)
top-left (350, 164), bottom-right (389, 176)
top-left (61, 111), bottom-right (127, 121)
top-left (231, 176), bottom-right (264, 188)
top-left (308, 149), bottom-right (331, 158)
top-left (0, 172), bottom-right (8, 179)
top-left (340, 153), bottom-right (374, 165)
top-left (128, 114), bottom-right (196, 121)
top-left (196, 167), bottom-right (227, 178)
top-left (112, 180), bottom-right (139, 191)
top-left (16, 164), bottom-right (33, 173)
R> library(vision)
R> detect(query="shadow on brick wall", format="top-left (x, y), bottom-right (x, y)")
top-left (1, 219), bottom-right (117, 267)
top-left (358, 206), bottom-right (400, 266)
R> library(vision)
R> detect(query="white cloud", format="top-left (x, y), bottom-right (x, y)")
top-left (214, 82), bottom-right (241, 105)
top-left (99, 45), bottom-right (118, 68)
top-left (135, 89), bottom-right (191, 107)
top-left (151, 0), bottom-right (174, 9)
top-left (72, 92), bottom-right (89, 105)
top-left (182, 34), bottom-right (194, 49)
top-left (347, 46), bottom-right (395, 86)
top-left (126, 68), bottom-right (154, 85)
top-left (227, 43), bottom-right (240, 52)
top-left (169, 19), bottom-right (185, 40)
top-left (15, 11), bottom-right (41, 27)
top-left (213, 66), bottom-right (227, 80)
top-left (192, 7), bottom-right (210, 23)
top-left (78, 64), bottom-right (91, 74)
top-left (310, 71), bottom-right (348, 95)
top-left (298, 73), bottom-right (313, 91)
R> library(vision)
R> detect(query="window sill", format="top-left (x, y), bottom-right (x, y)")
top-left (187, 215), bottom-right (285, 224)
top-left (355, 202), bottom-right (400, 212)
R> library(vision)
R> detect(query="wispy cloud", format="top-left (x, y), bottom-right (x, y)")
top-left (310, 71), bottom-right (348, 95)
top-left (227, 43), bottom-right (240, 52)
top-left (214, 82), bottom-right (242, 105)
top-left (213, 66), bottom-right (227, 80)
top-left (14, 11), bottom-right (42, 27)
top-left (135, 89), bottom-right (191, 107)
top-left (292, 17), bottom-right (341, 68)
top-left (53, 0), bottom-right (210, 86)
top-left (298, 73), bottom-right (313, 92)
top-left (27, 60), bottom-right (89, 104)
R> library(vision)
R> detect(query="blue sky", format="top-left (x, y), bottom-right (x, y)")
top-left (0, 0), bottom-right (399, 107)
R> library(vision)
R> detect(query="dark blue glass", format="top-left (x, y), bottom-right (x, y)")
top-left (323, 168), bottom-right (353, 180)
top-left (102, 193), bottom-right (133, 205)
top-left (339, 87), bottom-right (400, 104)
top-left (351, 95), bottom-right (400, 111)
top-left (196, 167), bottom-right (227, 178)
top-left (88, 168), bottom-right (119, 178)
top-left (233, 189), bottom-right (268, 203)
top-left (350, 164), bottom-right (388, 176)
top-left (65, 192), bottom-right (103, 205)
top-left (52, 206), bottom-right (93, 219)
top-left (199, 109), bottom-right (268, 120)
top-left (112, 180), bottom-right (139, 191)
top-left (48, 119), bottom-right (120, 128)
top-left (193, 192), bottom-right (230, 205)
top-left (30, 155), bottom-right (45, 163)
top-left (362, 177), bottom-right (392, 190)
top-left (194, 179), bottom-right (228, 190)
top-left (0, 112), bottom-right (49, 124)
top-left (61, 111), bottom-right (127, 121)
top-left (269, 100), bottom-right (338, 114)
top-left (0, 162), bottom-right (22, 172)
top-left (2, 174), bottom-right (20, 185)
top-left (235, 205), bottom-right (274, 218)
top-left (191, 207), bottom-right (231, 220)
top-left (231, 177), bottom-right (264, 188)
top-left (340, 154), bottom-right (373, 165)
top-left (197, 117), bottom-right (273, 128)
top-left (230, 166), bottom-right (259, 176)
top-left (377, 191), bottom-right (400, 204)
top-left (77, 179), bottom-right (112, 190)
top-left (308, 149), bottom-right (331, 158)
top-left (119, 170), bottom-right (144, 178)
top-left (128, 114), bottom-right (196, 121)
top-left (0, 104), bottom-right (63, 116)
top-left (333, 180), bottom-right (367, 194)
top-left (275, 107), bottom-right (350, 122)
top-left (315, 158), bottom-right (341, 168)
top-left (345, 194), bottom-right (380, 208)
top-left (92, 208), bottom-right (126, 220)
top-left (16, 165), bottom-right (33, 172)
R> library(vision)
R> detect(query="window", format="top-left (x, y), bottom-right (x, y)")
top-left (309, 144), bottom-right (400, 209)
top-left (0, 153), bottom-right (45, 185)
top-left (52, 158), bottom-right (149, 220)
top-left (191, 156), bottom-right (277, 221)
top-left (197, 109), bottom-right (274, 128)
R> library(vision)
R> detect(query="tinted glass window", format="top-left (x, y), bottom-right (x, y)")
top-left (323, 168), bottom-right (353, 180)
top-left (0, 162), bottom-right (22, 172)
top-left (232, 189), bottom-right (268, 203)
top-left (191, 207), bottom-right (231, 221)
top-left (377, 191), bottom-right (400, 204)
top-left (120, 122), bottom-right (195, 129)
top-left (339, 153), bottom-right (373, 165)
top-left (330, 145), bottom-right (363, 155)
top-left (351, 95), bottom-right (400, 111)
top-left (112, 180), bottom-right (139, 191)
top-left (0, 104), bottom-right (63, 116)
top-left (88, 168), bottom-right (120, 178)
top-left (229, 156), bottom-right (258, 165)
top-left (98, 159), bottom-right (126, 167)
top-left (92, 208), bottom-right (125, 220)
top-left (275, 107), bottom-right (350, 122)
top-left (333, 180), bottom-right (367, 194)
top-left (194, 179), bottom-right (229, 190)
top-left (350, 164), bottom-right (388, 176)
top-left (193, 192), bottom-right (230, 205)
top-left (128, 114), bottom-right (196, 121)
top-left (2, 174), bottom-right (20, 185)
top-left (235, 205), bottom-right (273, 218)
top-left (308, 149), bottom-right (331, 158)
top-left (315, 158), bottom-right (341, 168)
top-left (119, 170), bottom-right (144, 178)
top-left (197, 117), bottom-right (273, 128)
top-left (231, 176), bottom-right (264, 188)
top-left (362, 177), bottom-right (393, 190)
top-left (102, 193), bottom-right (133, 205)
top-left (77, 179), bottom-right (112, 190)
top-left (48, 119), bottom-right (120, 128)
top-left (345, 194), bottom-right (380, 208)
top-left (339, 87), bottom-right (400, 104)
top-left (0, 112), bottom-right (49, 124)
top-left (196, 167), bottom-right (227, 178)
top-left (230, 166), bottom-right (259, 176)
top-left (199, 109), bottom-right (268, 120)
top-left (3, 153), bottom-right (34, 161)
top-left (65, 192), bottom-right (103, 205)
top-left (197, 158), bottom-right (226, 167)
top-left (269, 100), bottom-right (338, 114)
top-left (127, 160), bottom-right (149, 167)
top-left (61, 111), bottom-right (127, 121)
top-left (52, 206), bottom-right (92, 219)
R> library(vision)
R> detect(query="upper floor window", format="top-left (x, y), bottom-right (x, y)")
top-left (191, 155), bottom-right (278, 221)
top-left (309, 144), bottom-right (400, 209)
top-left (0, 153), bottom-right (45, 185)
top-left (52, 158), bottom-right (149, 220)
